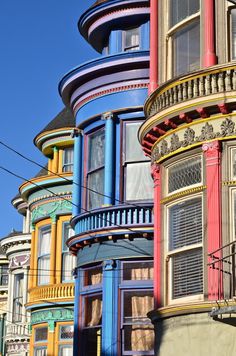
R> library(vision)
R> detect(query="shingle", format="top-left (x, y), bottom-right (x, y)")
top-left (38, 107), bottom-right (75, 135)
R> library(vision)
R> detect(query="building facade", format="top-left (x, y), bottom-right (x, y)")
top-left (19, 108), bottom-right (76, 356)
top-left (139, 0), bottom-right (236, 355)
top-left (59, 0), bottom-right (154, 355)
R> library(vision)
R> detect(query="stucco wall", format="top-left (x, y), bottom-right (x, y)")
top-left (154, 312), bottom-right (236, 356)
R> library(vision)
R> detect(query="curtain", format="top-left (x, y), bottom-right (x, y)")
top-left (86, 297), bottom-right (102, 327)
top-left (88, 169), bottom-right (104, 209)
top-left (90, 270), bottom-right (102, 285)
top-left (88, 130), bottom-right (105, 171)
top-left (131, 295), bottom-right (154, 351)
top-left (62, 253), bottom-right (76, 281)
top-left (126, 162), bottom-right (153, 200)
top-left (35, 349), bottom-right (47, 356)
top-left (131, 266), bottom-right (154, 281)
top-left (38, 256), bottom-right (50, 285)
top-left (59, 346), bottom-right (73, 356)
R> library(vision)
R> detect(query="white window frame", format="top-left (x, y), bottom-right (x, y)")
top-left (62, 147), bottom-right (74, 172)
top-left (62, 222), bottom-right (76, 282)
top-left (165, 194), bottom-right (204, 305)
top-left (167, 0), bottom-right (200, 78)
top-left (37, 226), bottom-right (51, 286)
top-left (122, 27), bottom-right (140, 52)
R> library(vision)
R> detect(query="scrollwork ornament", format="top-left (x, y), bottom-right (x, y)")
top-left (221, 117), bottom-right (235, 137)
top-left (160, 140), bottom-right (169, 155)
top-left (151, 145), bottom-right (161, 163)
top-left (183, 127), bottom-right (195, 146)
top-left (170, 133), bottom-right (181, 151)
top-left (198, 122), bottom-right (216, 141)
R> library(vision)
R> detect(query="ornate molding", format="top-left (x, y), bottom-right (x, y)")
top-left (31, 198), bottom-right (72, 223)
top-left (151, 117), bottom-right (236, 163)
top-left (161, 186), bottom-right (206, 204)
top-left (31, 308), bottom-right (74, 330)
top-left (151, 163), bottom-right (160, 182)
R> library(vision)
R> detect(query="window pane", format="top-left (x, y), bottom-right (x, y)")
top-left (84, 267), bottom-right (102, 287)
top-left (88, 168), bottom-right (104, 210)
top-left (124, 27), bottom-right (140, 51)
top-left (63, 148), bottom-right (74, 172)
top-left (38, 256), bottom-right (50, 285)
top-left (125, 122), bottom-right (147, 162)
top-left (38, 227), bottom-right (51, 255)
top-left (232, 9), bottom-right (236, 60)
top-left (88, 130), bottom-right (105, 171)
top-left (82, 328), bottom-right (101, 356)
top-left (13, 274), bottom-right (24, 322)
top-left (34, 348), bottom-right (47, 356)
top-left (173, 19), bottom-right (200, 76)
top-left (62, 252), bottom-right (76, 282)
top-left (169, 198), bottom-right (202, 250)
top-left (123, 324), bottom-right (154, 352)
top-left (168, 156), bottom-right (201, 193)
top-left (63, 223), bottom-right (73, 251)
top-left (125, 162), bottom-right (153, 200)
top-left (35, 327), bottom-right (48, 342)
top-left (0, 265), bottom-right (8, 285)
top-left (59, 325), bottom-right (74, 340)
top-left (170, 0), bottom-right (200, 27)
top-left (59, 346), bottom-right (73, 356)
top-left (123, 291), bottom-right (153, 323)
top-left (85, 295), bottom-right (102, 327)
top-left (122, 262), bottom-right (153, 281)
top-left (172, 248), bottom-right (203, 299)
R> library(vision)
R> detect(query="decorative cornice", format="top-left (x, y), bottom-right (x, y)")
top-left (31, 308), bottom-right (74, 330)
top-left (161, 186), bottom-right (206, 204)
top-left (151, 116), bottom-right (236, 163)
top-left (31, 198), bottom-right (72, 223)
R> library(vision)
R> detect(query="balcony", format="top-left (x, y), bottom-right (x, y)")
top-left (208, 240), bottom-right (236, 317)
top-left (5, 323), bottom-right (29, 340)
top-left (139, 63), bottom-right (236, 163)
top-left (71, 203), bottom-right (153, 235)
top-left (29, 283), bottom-right (74, 304)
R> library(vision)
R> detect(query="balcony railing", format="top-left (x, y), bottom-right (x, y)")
top-left (74, 204), bottom-right (153, 235)
top-left (29, 283), bottom-right (74, 303)
top-left (208, 240), bottom-right (236, 302)
top-left (5, 323), bottom-right (29, 338)
top-left (146, 64), bottom-right (236, 118)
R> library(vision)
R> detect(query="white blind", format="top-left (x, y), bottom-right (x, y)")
top-left (169, 198), bottom-right (202, 250)
top-left (172, 248), bottom-right (203, 299)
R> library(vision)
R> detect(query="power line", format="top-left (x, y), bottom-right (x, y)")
top-left (0, 140), bottom-right (153, 212)
top-left (0, 165), bottom-right (153, 240)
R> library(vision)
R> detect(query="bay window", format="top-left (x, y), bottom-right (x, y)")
top-left (62, 147), bottom-right (74, 172)
top-left (62, 222), bottom-right (76, 282)
top-left (123, 122), bottom-right (153, 201)
top-left (169, 0), bottom-right (200, 76)
top-left (87, 129), bottom-right (105, 210)
top-left (37, 226), bottom-right (51, 285)
top-left (0, 264), bottom-right (8, 285)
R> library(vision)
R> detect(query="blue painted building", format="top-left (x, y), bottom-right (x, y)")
top-left (59, 1), bottom-right (154, 355)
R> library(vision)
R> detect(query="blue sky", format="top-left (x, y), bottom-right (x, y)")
top-left (0, 0), bottom-right (97, 237)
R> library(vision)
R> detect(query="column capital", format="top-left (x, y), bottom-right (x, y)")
top-left (103, 259), bottom-right (116, 271)
top-left (202, 140), bottom-right (221, 161)
top-left (101, 111), bottom-right (114, 121)
top-left (151, 163), bottom-right (161, 182)
top-left (71, 128), bottom-right (83, 138)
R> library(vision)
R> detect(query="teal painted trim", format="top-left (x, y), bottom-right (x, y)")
top-left (104, 116), bottom-right (115, 205)
top-left (72, 133), bottom-right (82, 216)
top-left (141, 21), bottom-right (150, 51)
top-left (77, 238), bottom-right (153, 266)
top-left (31, 198), bottom-right (72, 223)
top-left (73, 272), bottom-right (80, 356)
top-left (21, 177), bottom-right (73, 195)
top-left (31, 308), bottom-right (74, 326)
top-left (102, 260), bottom-right (119, 356)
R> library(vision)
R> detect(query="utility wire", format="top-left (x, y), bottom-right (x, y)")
top-left (0, 165), bottom-right (153, 240)
top-left (0, 140), bottom-right (153, 212)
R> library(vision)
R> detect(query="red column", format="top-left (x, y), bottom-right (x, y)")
top-left (203, 0), bottom-right (217, 67)
top-left (202, 141), bottom-right (222, 300)
top-left (151, 163), bottom-right (162, 308)
top-left (149, 0), bottom-right (158, 94)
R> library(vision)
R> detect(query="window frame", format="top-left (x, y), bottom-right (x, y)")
top-left (165, 194), bottom-right (204, 304)
top-left (86, 127), bottom-right (105, 210)
top-left (121, 120), bottom-right (153, 202)
top-left (166, 154), bottom-right (203, 196)
top-left (167, 0), bottom-right (201, 78)
top-left (37, 225), bottom-right (51, 286)
top-left (12, 273), bottom-right (24, 323)
top-left (61, 222), bottom-right (76, 283)
top-left (62, 147), bottom-right (74, 173)
top-left (0, 264), bottom-right (8, 286)
top-left (122, 26), bottom-right (140, 52)
top-left (33, 324), bottom-right (48, 356)
top-left (55, 322), bottom-right (74, 355)
top-left (119, 260), bottom-right (154, 356)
